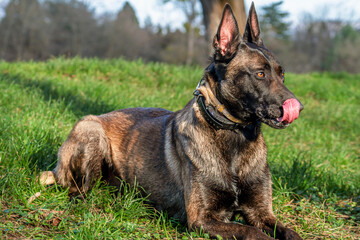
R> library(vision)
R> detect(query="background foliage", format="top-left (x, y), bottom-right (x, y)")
top-left (0, 0), bottom-right (359, 72)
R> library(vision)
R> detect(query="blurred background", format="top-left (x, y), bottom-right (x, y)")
top-left (0, 0), bottom-right (359, 73)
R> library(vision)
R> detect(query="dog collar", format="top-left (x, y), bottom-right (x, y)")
top-left (193, 80), bottom-right (250, 130)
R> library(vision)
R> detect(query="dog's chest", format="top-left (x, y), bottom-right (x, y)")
top-left (233, 136), bottom-right (268, 179)
top-left (213, 129), bottom-right (268, 179)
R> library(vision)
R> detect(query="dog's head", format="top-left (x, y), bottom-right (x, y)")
top-left (207, 3), bottom-right (303, 129)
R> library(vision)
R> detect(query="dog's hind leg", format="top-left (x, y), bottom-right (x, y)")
top-left (51, 115), bottom-right (111, 195)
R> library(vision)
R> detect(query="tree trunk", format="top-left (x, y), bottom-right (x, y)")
top-left (186, 22), bottom-right (195, 65)
top-left (200, 0), bottom-right (246, 53)
top-left (185, 0), bottom-right (197, 65)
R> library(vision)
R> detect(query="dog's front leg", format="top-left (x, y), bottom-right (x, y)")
top-left (185, 186), bottom-right (273, 239)
top-left (238, 175), bottom-right (303, 240)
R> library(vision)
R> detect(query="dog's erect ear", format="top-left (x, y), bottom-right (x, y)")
top-left (243, 2), bottom-right (263, 46)
top-left (213, 4), bottom-right (240, 59)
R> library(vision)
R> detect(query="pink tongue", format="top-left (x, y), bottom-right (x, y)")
top-left (277, 98), bottom-right (300, 124)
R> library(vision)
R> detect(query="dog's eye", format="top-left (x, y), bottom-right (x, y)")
top-left (257, 72), bottom-right (265, 78)
top-left (281, 72), bottom-right (285, 78)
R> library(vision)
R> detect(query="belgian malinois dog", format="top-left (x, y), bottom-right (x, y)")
top-left (40, 3), bottom-right (304, 239)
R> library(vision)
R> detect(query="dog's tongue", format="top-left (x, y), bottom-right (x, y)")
top-left (277, 98), bottom-right (300, 124)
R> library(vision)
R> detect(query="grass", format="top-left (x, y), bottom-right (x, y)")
top-left (0, 57), bottom-right (359, 239)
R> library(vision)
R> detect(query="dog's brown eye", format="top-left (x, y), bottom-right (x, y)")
top-left (281, 72), bottom-right (285, 78)
top-left (257, 72), bottom-right (265, 78)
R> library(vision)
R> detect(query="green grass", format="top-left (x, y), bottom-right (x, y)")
top-left (0, 57), bottom-right (359, 239)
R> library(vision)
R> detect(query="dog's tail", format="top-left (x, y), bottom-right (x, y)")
top-left (39, 171), bottom-right (56, 185)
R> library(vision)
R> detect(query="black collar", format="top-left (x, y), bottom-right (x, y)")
top-left (193, 89), bottom-right (249, 130)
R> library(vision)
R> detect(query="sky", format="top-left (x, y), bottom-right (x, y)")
top-left (86, 0), bottom-right (360, 30)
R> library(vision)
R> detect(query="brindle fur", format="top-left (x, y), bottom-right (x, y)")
top-left (42, 3), bottom-right (303, 239)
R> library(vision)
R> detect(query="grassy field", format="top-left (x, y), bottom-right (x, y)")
top-left (0, 57), bottom-right (359, 239)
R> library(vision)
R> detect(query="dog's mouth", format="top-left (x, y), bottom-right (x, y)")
top-left (261, 114), bottom-right (289, 129)
top-left (258, 99), bottom-right (302, 129)
top-left (269, 116), bottom-right (290, 129)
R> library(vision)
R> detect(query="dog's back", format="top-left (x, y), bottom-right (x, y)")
top-left (50, 106), bottom-right (189, 221)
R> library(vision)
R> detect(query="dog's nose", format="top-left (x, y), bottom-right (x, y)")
top-left (299, 101), bottom-right (304, 112)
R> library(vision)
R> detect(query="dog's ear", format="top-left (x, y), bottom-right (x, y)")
top-left (243, 2), bottom-right (263, 46)
top-left (213, 4), bottom-right (240, 59)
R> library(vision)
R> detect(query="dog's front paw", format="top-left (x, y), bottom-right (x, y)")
top-left (243, 227), bottom-right (274, 240)
top-left (281, 228), bottom-right (303, 240)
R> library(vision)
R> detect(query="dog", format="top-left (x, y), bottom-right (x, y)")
top-left (40, 3), bottom-right (304, 239)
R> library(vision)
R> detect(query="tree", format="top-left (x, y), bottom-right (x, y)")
top-left (0, 0), bottom-right (49, 60)
top-left (293, 17), bottom-right (334, 72)
top-left (45, 0), bottom-right (99, 57)
top-left (199, 0), bottom-right (246, 43)
top-left (255, 1), bottom-right (294, 73)
top-left (331, 24), bottom-right (360, 73)
top-left (164, 0), bottom-right (201, 65)
top-left (105, 1), bottom-right (150, 60)
top-left (259, 1), bottom-right (290, 40)
top-left (165, 0), bottom-right (246, 62)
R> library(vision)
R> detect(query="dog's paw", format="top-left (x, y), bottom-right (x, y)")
top-left (243, 227), bottom-right (274, 240)
top-left (281, 229), bottom-right (303, 240)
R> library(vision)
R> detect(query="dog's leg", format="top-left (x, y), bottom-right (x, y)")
top-left (239, 173), bottom-right (303, 240)
top-left (186, 185), bottom-right (273, 239)
top-left (52, 115), bottom-right (111, 195)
